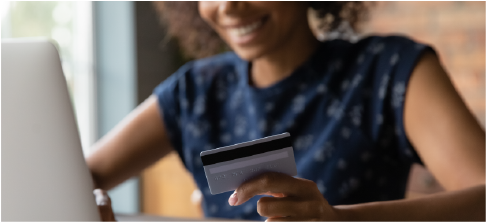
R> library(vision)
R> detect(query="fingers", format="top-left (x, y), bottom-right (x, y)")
top-left (258, 196), bottom-right (325, 219)
top-left (228, 172), bottom-right (335, 220)
top-left (93, 189), bottom-right (116, 221)
top-left (227, 172), bottom-right (339, 220)
top-left (257, 196), bottom-right (298, 218)
top-left (94, 189), bottom-right (109, 205)
top-left (232, 172), bottom-right (316, 206)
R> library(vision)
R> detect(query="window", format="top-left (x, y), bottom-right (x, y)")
top-left (2, 1), bottom-right (96, 156)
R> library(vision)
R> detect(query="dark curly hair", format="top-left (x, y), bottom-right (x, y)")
top-left (153, 2), bottom-right (372, 59)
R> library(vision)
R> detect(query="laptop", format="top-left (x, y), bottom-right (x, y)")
top-left (2, 39), bottom-right (101, 220)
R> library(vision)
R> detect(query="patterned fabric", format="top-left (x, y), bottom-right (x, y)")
top-left (153, 35), bottom-right (433, 220)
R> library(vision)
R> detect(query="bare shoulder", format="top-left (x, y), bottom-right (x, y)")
top-left (403, 50), bottom-right (485, 190)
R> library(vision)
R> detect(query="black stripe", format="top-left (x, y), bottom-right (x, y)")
top-left (201, 136), bottom-right (292, 166)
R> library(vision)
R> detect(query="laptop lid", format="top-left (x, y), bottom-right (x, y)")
top-left (2, 39), bottom-right (101, 221)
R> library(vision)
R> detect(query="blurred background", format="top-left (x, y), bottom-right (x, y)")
top-left (2, 1), bottom-right (484, 219)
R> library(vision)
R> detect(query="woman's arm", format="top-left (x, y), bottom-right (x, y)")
top-left (228, 173), bottom-right (484, 221)
top-left (335, 184), bottom-right (484, 220)
top-left (229, 51), bottom-right (485, 221)
top-left (86, 95), bottom-right (174, 190)
top-left (334, 50), bottom-right (486, 220)
top-left (403, 51), bottom-right (485, 190)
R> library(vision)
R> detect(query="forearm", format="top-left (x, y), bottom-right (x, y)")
top-left (335, 184), bottom-right (485, 221)
top-left (87, 95), bottom-right (173, 190)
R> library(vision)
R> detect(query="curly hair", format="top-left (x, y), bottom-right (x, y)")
top-left (153, 2), bottom-right (372, 59)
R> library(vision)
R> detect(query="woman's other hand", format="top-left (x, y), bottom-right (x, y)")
top-left (228, 172), bottom-right (342, 221)
top-left (93, 189), bottom-right (116, 221)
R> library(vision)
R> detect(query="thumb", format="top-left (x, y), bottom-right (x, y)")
top-left (94, 189), bottom-right (110, 206)
top-left (93, 189), bottom-right (116, 221)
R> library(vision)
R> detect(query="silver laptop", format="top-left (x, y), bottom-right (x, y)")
top-left (2, 39), bottom-right (101, 220)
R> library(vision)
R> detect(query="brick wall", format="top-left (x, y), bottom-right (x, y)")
top-left (361, 2), bottom-right (485, 197)
top-left (362, 1), bottom-right (485, 126)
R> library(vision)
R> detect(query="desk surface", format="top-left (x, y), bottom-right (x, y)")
top-left (116, 213), bottom-right (242, 221)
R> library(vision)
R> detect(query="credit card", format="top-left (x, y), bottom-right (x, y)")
top-left (200, 132), bottom-right (298, 195)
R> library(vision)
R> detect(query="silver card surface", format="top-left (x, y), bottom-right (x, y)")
top-left (201, 132), bottom-right (297, 195)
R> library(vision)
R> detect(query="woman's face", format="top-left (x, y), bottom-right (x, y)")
top-left (198, 1), bottom-right (311, 60)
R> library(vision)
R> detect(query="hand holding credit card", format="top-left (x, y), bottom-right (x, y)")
top-left (200, 132), bottom-right (297, 195)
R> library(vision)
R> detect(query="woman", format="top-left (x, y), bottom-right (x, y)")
top-left (88, 2), bottom-right (485, 220)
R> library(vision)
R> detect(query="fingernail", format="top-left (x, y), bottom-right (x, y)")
top-left (228, 190), bottom-right (238, 206)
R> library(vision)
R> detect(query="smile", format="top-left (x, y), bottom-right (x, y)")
top-left (227, 20), bottom-right (263, 37)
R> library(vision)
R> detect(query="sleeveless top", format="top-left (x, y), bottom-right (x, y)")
top-left (153, 35), bottom-right (433, 220)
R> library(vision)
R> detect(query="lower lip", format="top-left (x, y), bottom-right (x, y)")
top-left (226, 17), bottom-right (268, 46)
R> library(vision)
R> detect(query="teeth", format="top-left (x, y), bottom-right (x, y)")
top-left (228, 20), bottom-right (263, 37)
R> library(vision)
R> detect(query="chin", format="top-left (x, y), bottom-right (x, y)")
top-left (232, 46), bottom-right (267, 61)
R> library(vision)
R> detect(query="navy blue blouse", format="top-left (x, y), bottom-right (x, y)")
top-left (154, 35), bottom-right (433, 220)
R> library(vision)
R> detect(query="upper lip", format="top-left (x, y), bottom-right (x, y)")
top-left (220, 16), bottom-right (267, 29)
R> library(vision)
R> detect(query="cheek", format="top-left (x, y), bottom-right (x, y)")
top-left (198, 2), bottom-right (231, 44)
top-left (276, 3), bottom-right (308, 25)
top-left (198, 2), bottom-right (218, 26)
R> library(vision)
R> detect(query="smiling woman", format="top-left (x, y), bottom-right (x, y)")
top-left (87, 1), bottom-right (485, 221)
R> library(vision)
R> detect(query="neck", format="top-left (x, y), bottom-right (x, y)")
top-left (250, 28), bottom-right (320, 88)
